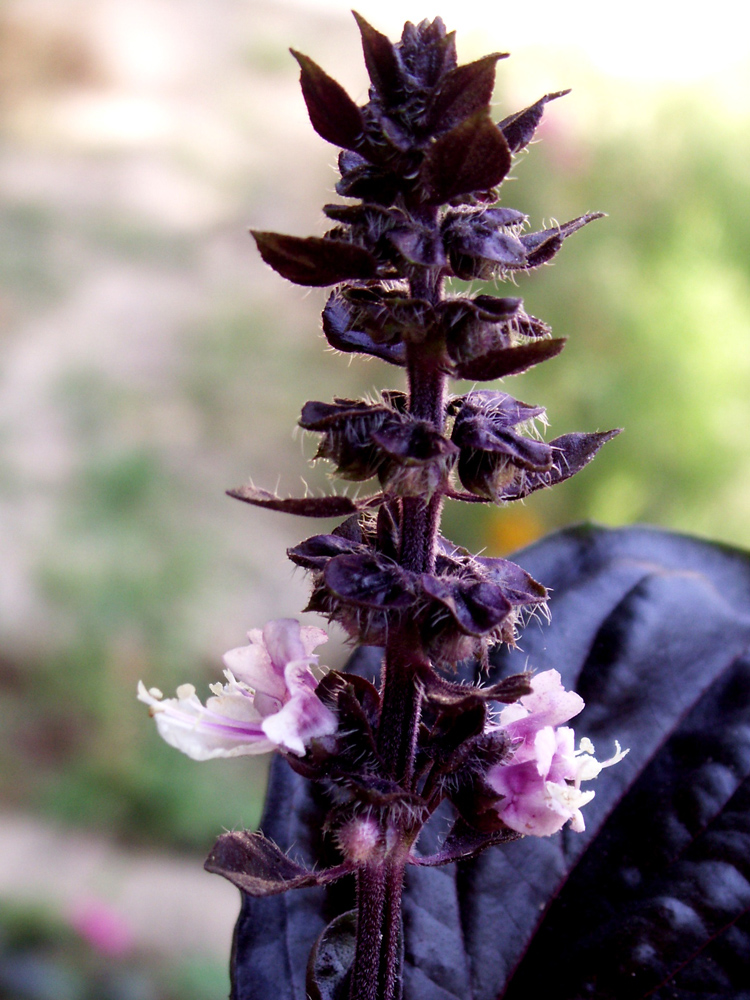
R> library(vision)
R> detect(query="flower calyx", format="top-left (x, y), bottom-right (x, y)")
top-left (300, 394), bottom-right (458, 499)
top-left (288, 515), bottom-right (547, 656)
top-left (442, 207), bottom-right (604, 280)
top-left (323, 284), bottom-right (565, 381)
top-left (450, 390), bottom-right (553, 502)
top-left (448, 390), bottom-right (621, 504)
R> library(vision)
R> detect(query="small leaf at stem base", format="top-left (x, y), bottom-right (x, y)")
top-left (204, 830), bottom-right (350, 896)
top-left (306, 910), bottom-right (358, 1000)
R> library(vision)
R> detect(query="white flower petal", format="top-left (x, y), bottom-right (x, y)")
top-left (532, 726), bottom-right (557, 776)
top-left (138, 681), bottom-right (274, 760)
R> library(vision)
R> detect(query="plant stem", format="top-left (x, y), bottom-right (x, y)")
top-left (351, 235), bottom-right (446, 1000)
top-left (350, 864), bottom-right (387, 1000)
top-left (380, 861), bottom-right (406, 1000)
top-left (378, 633), bottom-right (424, 781)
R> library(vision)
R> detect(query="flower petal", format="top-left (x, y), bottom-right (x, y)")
top-left (299, 626), bottom-right (328, 658)
top-left (262, 619), bottom-right (310, 671)
top-left (261, 691), bottom-right (337, 756)
top-left (139, 620), bottom-right (337, 760)
top-left (222, 642), bottom-right (286, 700)
top-left (137, 681), bottom-right (274, 760)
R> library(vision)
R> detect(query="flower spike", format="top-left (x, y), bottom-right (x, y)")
top-left (141, 15), bottom-right (626, 999)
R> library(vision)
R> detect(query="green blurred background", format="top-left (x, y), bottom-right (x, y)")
top-left (1, 0), bottom-right (748, 996)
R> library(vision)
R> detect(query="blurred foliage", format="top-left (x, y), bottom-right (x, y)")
top-left (446, 87), bottom-right (750, 556)
top-left (0, 901), bottom-right (228, 1000)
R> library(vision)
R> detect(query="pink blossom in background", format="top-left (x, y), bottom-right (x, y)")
top-left (68, 899), bottom-right (134, 957)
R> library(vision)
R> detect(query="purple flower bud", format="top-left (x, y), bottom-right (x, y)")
top-left (451, 390), bottom-right (553, 501)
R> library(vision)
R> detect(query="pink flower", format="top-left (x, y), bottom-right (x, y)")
top-left (138, 619), bottom-right (337, 758)
top-left (487, 669), bottom-right (627, 836)
top-left (68, 899), bottom-right (133, 957)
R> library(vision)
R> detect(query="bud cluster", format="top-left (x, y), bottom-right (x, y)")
top-left (238, 14), bottom-right (617, 668)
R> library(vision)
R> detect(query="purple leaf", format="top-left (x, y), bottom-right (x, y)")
top-left (227, 484), bottom-right (360, 518)
top-left (416, 664), bottom-right (532, 708)
top-left (498, 429), bottom-right (621, 501)
top-left (205, 831), bottom-right (349, 897)
top-left (306, 910), bottom-right (358, 1000)
top-left (251, 231), bottom-right (378, 287)
top-left (520, 212), bottom-right (605, 268)
top-left (228, 526), bottom-right (750, 999)
top-left (498, 89), bottom-right (570, 153)
top-left (291, 51), bottom-right (364, 151)
top-left (461, 525), bottom-right (750, 999)
top-left (353, 11), bottom-right (402, 104)
top-left (419, 111), bottom-right (512, 204)
top-left (452, 338), bottom-right (566, 381)
top-left (427, 53), bottom-right (507, 133)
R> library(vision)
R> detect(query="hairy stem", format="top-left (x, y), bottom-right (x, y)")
top-left (350, 865), bottom-right (387, 1000)
top-left (378, 633), bottom-right (424, 781)
top-left (380, 861), bottom-right (406, 1000)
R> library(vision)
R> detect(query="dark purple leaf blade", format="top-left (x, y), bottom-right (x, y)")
top-left (419, 111), bottom-right (511, 205)
top-left (498, 89), bottom-right (570, 154)
top-left (251, 231), bottom-right (378, 287)
top-left (461, 525), bottom-right (750, 1000)
top-left (402, 805), bottom-right (474, 1000)
top-left (227, 484), bottom-right (360, 518)
top-left (500, 655), bottom-right (750, 999)
top-left (291, 50), bottom-right (364, 151)
top-left (352, 11), bottom-right (402, 104)
top-left (205, 830), bottom-right (350, 896)
top-left (427, 53), bottom-right (507, 133)
top-left (452, 338), bottom-right (566, 381)
top-left (227, 526), bottom-right (750, 1000)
